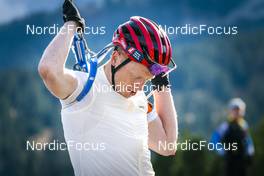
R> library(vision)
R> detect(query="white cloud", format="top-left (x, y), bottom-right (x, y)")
top-left (0, 1), bottom-right (27, 24)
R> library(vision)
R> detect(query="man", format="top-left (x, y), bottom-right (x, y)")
top-left (211, 98), bottom-right (255, 176)
top-left (38, 0), bottom-right (178, 175)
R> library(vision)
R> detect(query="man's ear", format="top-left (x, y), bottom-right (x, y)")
top-left (111, 50), bottom-right (121, 66)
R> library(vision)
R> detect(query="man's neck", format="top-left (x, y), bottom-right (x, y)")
top-left (103, 62), bottom-right (128, 98)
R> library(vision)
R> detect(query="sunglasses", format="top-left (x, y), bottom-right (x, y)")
top-left (142, 49), bottom-right (177, 77)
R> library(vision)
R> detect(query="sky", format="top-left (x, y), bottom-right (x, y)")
top-left (0, 0), bottom-right (263, 25)
top-left (0, 0), bottom-right (103, 25)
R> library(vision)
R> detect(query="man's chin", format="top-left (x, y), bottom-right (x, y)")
top-left (119, 91), bottom-right (136, 98)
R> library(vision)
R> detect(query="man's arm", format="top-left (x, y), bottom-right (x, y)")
top-left (38, 21), bottom-right (78, 99)
top-left (38, 0), bottom-right (85, 100)
top-left (148, 88), bottom-right (178, 156)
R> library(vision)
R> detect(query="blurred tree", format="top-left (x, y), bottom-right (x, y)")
top-left (249, 117), bottom-right (264, 176)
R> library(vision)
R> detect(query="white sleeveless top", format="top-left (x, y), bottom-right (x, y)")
top-left (60, 66), bottom-right (155, 176)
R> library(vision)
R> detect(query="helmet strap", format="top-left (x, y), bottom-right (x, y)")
top-left (111, 58), bottom-right (131, 91)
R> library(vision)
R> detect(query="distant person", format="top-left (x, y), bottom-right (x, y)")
top-left (211, 98), bottom-right (255, 176)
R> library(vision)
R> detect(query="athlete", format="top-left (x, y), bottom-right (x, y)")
top-left (38, 0), bottom-right (178, 175)
top-left (211, 98), bottom-right (254, 176)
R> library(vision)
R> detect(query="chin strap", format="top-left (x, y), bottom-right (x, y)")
top-left (111, 58), bottom-right (131, 91)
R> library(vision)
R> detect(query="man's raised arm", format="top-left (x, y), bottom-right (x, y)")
top-left (148, 74), bottom-right (178, 156)
top-left (38, 22), bottom-right (77, 99)
top-left (38, 0), bottom-right (85, 99)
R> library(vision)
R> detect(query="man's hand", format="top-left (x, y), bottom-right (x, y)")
top-left (151, 72), bottom-right (170, 91)
top-left (63, 0), bottom-right (85, 32)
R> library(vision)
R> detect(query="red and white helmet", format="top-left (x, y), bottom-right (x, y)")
top-left (112, 16), bottom-right (175, 76)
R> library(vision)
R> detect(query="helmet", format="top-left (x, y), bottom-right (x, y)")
top-left (228, 98), bottom-right (246, 116)
top-left (112, 16), bottom-right (175, 76)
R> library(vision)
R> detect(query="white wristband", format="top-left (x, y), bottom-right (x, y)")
top-left (147, 109), bottom-right (158, 122)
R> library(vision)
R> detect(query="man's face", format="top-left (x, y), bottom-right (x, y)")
top-left (229, 107), bottom-right (240, 120)
top-left (111, 49), bottom-right (153, 98)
